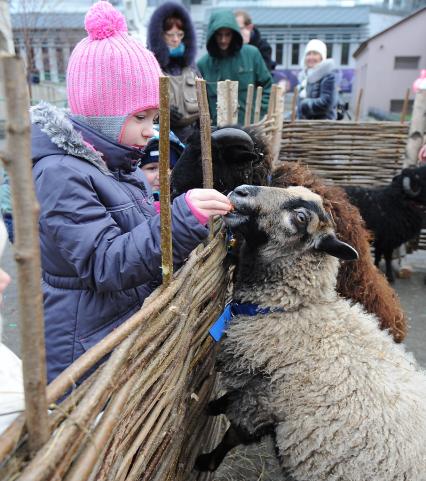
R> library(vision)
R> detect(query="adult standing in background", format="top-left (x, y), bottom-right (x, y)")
top-left (234, 10), bottom-right (275, 72)
top-left (297, 39), bottom-right (338, 120)
top-left (147, 1), bottom-right (199, 142)
top-left (197, 10), bottom-right (272, 126)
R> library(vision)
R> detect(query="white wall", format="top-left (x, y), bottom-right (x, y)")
top-left (354, 8), bottom-right (426, 117)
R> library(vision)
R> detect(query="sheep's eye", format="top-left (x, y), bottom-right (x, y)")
top-left (295, 211), bottom-right (307, 224)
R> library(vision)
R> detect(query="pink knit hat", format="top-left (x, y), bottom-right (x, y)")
top-left (67, 1), bottom-right (162, 121)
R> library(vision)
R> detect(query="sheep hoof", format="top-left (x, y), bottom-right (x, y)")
top-left (194, 453), bottom-right (217, 472)
top-left (206, 399), bottom-right (225, 416)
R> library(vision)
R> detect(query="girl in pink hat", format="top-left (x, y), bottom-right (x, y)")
top-left (31, 1), bottom-right (231, 382)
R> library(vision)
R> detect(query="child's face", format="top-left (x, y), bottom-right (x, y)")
top-left (120, 109), bottom-right (159, 148)
top-left (141, 162), bottom-right (161, 191)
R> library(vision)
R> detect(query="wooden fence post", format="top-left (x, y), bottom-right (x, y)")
top-left (403, 89), bottom-right (426, 167)
top-left (354, 88), bottom-right (363, 122)
top-left (217, 80), bottom-right (238, 127)
top-left (253, 86), bottom-right (263, 124)
top-left (0, 54), bottom-right (49, 455)
top-left (196, 79), bottom-right (214, 239)
top-left (272, 86), bottom-right (285, 165)
top-left (244, 84), bottom-right (254, 126)
top-left (267, 84), bottom-right (278, 122)
top-left (159, 76), bottom-right (173, 285)
top-left (290, 86), bottom-right (298, 123)
top-left (400, 88), bottom-right (410, 124)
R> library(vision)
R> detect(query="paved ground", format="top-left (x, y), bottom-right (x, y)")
top-left (1, 243), bottom-right (426, 481)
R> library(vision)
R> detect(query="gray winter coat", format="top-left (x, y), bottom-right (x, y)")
top-left (31, 102), bottom-right (208, 383)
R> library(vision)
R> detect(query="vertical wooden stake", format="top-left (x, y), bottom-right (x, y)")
top-left (253, 86), bottom-right (263, 124)
top-left (244, 84), bottom-right (254, 126)
top-left (400, 88), bottom-right (410, 124)
top-left (403, 89), bottom-right (426, 167)
top-left (196, 79), bottom-right (214, 239)
top-left (159, 76), bottom-right (173, 285)
top-left (226, 80), bottom-right (232, 125)
top-left (267, 84), bottom-right (278, 121)
top-left (0, 55), bottom-right (49, 456)
top-left (291, 86), bottom-right (298, 123)
top-left (217, 80), bottom-right (238, 127)
top-left (272, 86), bottom-right (285, 165)
top-left (355, 88), bottom-right (363, 122)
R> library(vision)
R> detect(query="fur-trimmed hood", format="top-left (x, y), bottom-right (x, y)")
top-left (306, 59), bottom-right (337, 84)
top-left (147, 1), bottom-right (197, 71)
top-left (31, 102), bottom-right (143, 175)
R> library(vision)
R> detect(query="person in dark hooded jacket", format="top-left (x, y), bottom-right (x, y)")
top-left (148, 1), bottom-right (200, 142)
top-left (31, 1), bottom-right (231, 383)
top-left (234, 10), bottom-right (275, 71)
top-left (197, 10), bottom-right (272, 126)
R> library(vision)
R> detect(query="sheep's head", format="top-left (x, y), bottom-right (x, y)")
top-left (393, 165), bottom-right (426, 204)
top-left (170, 126), bottom-right (271, 199)
top-left (224, 185), bottom-right (358, 262)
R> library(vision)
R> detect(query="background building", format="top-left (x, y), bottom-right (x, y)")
top-left (353, 6), bottom-right (426, 118)
top-left (7, 0), bottom-right (426, 104)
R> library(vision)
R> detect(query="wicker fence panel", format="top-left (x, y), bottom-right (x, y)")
top-left (279, 120), bottom-right (409, 187)
top-left (0, 230), bottom-right (230, 481)
top-left (279, 120), bottom-right (426, 250)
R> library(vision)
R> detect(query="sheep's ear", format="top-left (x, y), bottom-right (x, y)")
top-left (315, 234), bottom-right (359, 261)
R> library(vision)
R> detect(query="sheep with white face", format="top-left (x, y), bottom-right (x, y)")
top-left (196, 185), bottom-right (426, 481)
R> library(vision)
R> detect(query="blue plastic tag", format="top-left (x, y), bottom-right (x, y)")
top-left (209, 304), bottom-right (232, 342)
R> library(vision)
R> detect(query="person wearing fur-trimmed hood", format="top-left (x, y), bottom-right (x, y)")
top-left (297, 39), bottom-right (338, 120)
top-left (147, 1), bottom-right (199, 142)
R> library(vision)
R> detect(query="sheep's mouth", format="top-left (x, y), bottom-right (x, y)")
top-left (223, 192), bottom-right (254, 229)
top-left (223, 210), bottom-right (250, 229)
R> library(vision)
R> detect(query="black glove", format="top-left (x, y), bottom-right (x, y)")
top-left (170, 105), bottom-right (183, 126)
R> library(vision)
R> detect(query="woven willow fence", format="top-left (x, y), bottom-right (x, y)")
top-left (279, 120), bottom-right (409, 186)
top-left (0, 230), bottom-right (230, 481)
top-left (278, 119), bottom-right (426, 250)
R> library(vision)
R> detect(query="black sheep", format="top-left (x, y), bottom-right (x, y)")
top-left (345, 165), bottom-right (426, 283)
top-left (170, 126), bottom-right (272, 199)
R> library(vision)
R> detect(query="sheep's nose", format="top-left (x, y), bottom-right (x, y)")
top-left (233, 185), bottom-right (258, 197)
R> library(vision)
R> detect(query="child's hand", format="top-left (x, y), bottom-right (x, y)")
top-left (0, 268), bottom-right (11, 305)
top-left (186, 189), bottom-right (232, 221)
top-left (418, 144), bottom-right (426, 164)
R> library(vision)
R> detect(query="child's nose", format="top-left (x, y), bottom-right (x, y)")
top-left (143, 126), bottom-right (156, 139)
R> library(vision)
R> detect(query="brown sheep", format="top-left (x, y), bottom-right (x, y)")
top-left (272, 161), bottom-right (406, 342)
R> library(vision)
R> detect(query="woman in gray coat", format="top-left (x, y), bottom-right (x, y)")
top-left (297, 39), bottom-right (338, 120)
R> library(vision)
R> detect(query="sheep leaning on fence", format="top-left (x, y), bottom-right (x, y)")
top-left (272, 162), bottom-right (406, 342)
top-left (195, 185), bottom-right (426, 481)
top-left (344, 165), bottom-right (426, 283)
top-left (171, 127), bottom-right (406, 342)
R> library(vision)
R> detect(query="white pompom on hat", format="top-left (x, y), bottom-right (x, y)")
top-left (304, 39), bottom-right (327, 61)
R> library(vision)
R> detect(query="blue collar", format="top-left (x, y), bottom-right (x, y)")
top-left (209, 302), bottom-right (285, 342)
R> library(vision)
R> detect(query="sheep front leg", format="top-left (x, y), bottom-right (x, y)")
top-left (374, 245), bottom-right (382, 267)
top-left (206, 390), bottom-right (240, 416)
top-left (194, 423), bottom-right (262, 472)
top-left (384, 248), bottom-right (395, 283)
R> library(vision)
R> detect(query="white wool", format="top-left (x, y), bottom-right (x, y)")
top-left (218, 186), bottom-right (426, 481)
